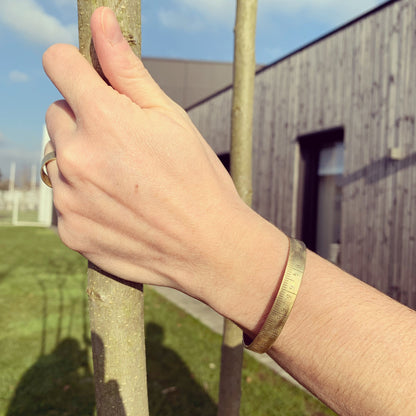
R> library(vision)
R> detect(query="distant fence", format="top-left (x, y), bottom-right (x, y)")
top-left (0, 189), bottom-right (52, 226)
top-left (0, 190), bottom-right (38, 210)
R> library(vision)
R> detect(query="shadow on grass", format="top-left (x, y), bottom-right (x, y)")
top-left (146, 322), bottom-right (217, 416)
top-left (6, 324), bottom-right (217, 416)
top-left (6, 337), bottom-right (95, 416)
top-left (5, 270), bottom-right (216, 416)
top-left (5, 273), bottom-right (96, 416)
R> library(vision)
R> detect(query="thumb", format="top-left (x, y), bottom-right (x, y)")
top-left (90, 7), bottom-right (171, 109)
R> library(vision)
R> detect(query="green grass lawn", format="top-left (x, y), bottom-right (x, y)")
top-left (0, 226), bottom-right (336, 416)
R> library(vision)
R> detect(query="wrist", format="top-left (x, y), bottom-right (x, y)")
top-left (200, 207), bottom-right (289, 336)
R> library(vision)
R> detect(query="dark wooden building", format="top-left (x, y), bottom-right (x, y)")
top-left (187, 0), bottom-right (416, 308)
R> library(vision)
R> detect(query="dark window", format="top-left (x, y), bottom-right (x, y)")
top-left (297, 127), bottom-right (344, 264)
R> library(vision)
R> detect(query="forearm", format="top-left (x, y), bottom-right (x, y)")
top-left (208, 217), bottom-right (416, 415)
top-left (270, 250), bottom-right (416, 415)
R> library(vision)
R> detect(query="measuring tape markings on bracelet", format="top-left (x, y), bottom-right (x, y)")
top-left (244, 237), bottom-right (306, 354)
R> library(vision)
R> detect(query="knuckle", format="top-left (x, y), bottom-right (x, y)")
top-left (42, 44), bottom-right (59, 69)
top-left (57, 214), bottom-right (88, 254)
top-left (43, 44), bottom-right (78, 70)
top-left (45, 105), bottom-right (57, 132)
top-left (56, 142), bottom-right (85, 180)
top-left (45, 100), bottom-right (66, 125)
top-left (53, 189), bottom-right (74, 219)
top-left (45, 103), bottom-right (55, 125)
top-left (57, 222), bottom-right (72, 250)
top-left (57, 220), bottom-right (81, 252)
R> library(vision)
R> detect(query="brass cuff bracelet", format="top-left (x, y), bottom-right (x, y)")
top-left (244, 237), bottom-right (306, 354)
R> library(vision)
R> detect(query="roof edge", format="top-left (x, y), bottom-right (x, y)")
top-left (186, 0), bottom-right (400, 112)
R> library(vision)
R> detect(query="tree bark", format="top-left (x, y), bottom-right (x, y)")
top-left (77, 2), bottom-right (148, 415)
top-left (217, 1), bottom-right (258, 415)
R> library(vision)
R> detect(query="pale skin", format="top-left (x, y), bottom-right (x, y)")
top-left (43, 7), bottom-right (416, 415)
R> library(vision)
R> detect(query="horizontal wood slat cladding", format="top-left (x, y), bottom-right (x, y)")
top-left (187, 0), bottom-right (416, 309)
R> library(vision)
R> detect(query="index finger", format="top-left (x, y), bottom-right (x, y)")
top-left (43, 43), bottom-right (108, 116)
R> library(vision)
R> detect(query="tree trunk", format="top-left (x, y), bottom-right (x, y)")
top-left (77, 2), bottom-right (148, 415)
top-left (217, 1), bottom-right (258, 415)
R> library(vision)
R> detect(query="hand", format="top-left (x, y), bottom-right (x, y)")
top-left (43, 7), bottom-right (256, 298)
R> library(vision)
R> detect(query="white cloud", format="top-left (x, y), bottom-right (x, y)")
top-left (9, 70), bottom-right (29, 83)
top-left (0, 0), bottom-right (77, 46)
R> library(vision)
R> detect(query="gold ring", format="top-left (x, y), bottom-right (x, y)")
top-left (40, 151), bottom-right (57, 188)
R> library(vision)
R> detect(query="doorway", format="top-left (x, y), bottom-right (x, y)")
top-left (297, 128), bottom-right (344, 264)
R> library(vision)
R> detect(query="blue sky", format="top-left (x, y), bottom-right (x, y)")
top-left (0, 0), bottom-right (385, 182)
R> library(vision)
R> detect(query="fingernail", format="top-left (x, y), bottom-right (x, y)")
top-left (101, 7), bottom-right (124, 45)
